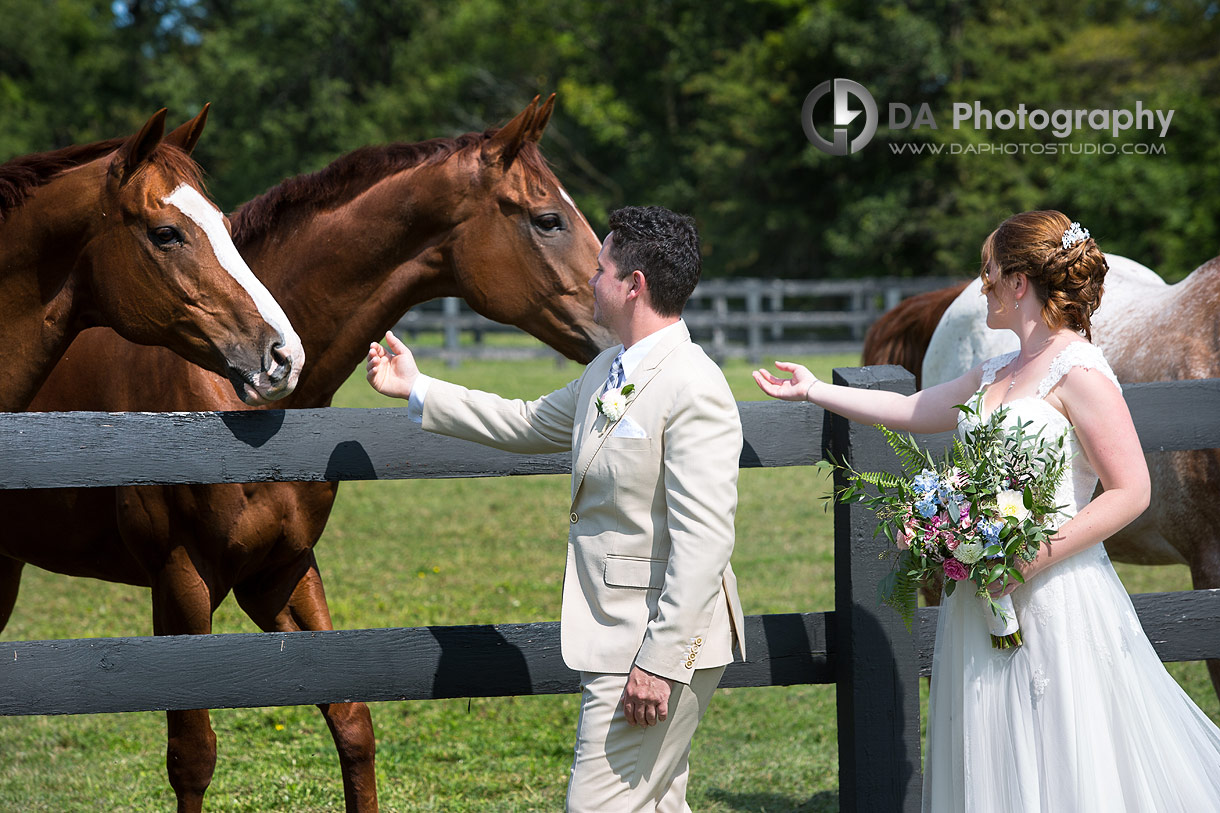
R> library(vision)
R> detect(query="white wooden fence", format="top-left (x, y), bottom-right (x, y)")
top-left (396, 277), bottom-right (959, 364)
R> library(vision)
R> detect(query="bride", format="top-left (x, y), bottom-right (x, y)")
top-left (753, 210), bottom-right (1220, 811)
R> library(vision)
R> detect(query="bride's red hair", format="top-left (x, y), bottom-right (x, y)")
top-left (979, 210), bottom-right (1108, 341)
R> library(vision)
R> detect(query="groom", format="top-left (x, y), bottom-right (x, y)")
top-left (366, 205), bottom-right (744, 811)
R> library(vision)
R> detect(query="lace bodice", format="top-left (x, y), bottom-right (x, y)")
top-left (960, 341), bottom-right (1121, 519)
top-left (978, 342), bottom-right (1122, 399)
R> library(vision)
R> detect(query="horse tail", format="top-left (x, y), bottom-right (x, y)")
top-left (861, 280), bottom-right (970, 389)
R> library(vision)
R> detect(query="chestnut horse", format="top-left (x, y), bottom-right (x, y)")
top-left (0, 106), bottom-right (302, 411)
top-left (861, 281), bottom-right (969, 389)
top-left (0, 96), bottom-right (609, 813)
top-left (863, 254), bottom-right (1220, 702)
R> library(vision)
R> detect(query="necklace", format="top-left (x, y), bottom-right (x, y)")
top-left (1005, 338), bottom-right (1056, 394)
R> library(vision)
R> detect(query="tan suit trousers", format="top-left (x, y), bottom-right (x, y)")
top-left (565, 666), bottom-right (725, 813)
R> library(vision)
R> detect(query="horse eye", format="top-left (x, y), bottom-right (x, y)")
top-left (149, 226), bottom-right (184, 248)
top-left (533, 213), bottom-right (563, 232)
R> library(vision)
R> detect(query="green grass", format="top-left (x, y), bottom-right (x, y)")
top-left (1, 346), bottom-right (1215, 812)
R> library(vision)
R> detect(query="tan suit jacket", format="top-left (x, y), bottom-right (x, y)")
top-left (422, 322), bottom-right (744, 683)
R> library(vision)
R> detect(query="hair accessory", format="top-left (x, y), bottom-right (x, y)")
top-left (1061, 222), bottom-right (1090, 250)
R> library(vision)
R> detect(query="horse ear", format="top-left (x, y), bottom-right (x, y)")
top-left (118, 108), bottom-right (168, 181)
top-left (481, 96), bottom-right (540, 170)
top-left (164, 103), bottom-right (210, 155)
top-left (527, 93), bottom-right (556, 143)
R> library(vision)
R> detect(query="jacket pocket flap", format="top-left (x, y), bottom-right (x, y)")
top-left (603, 555), bottom-right (666, 589)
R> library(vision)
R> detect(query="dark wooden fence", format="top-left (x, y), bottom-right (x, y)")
top-left (2, 369), bottom-right (1219, 811)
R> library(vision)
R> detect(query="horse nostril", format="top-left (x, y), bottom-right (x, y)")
top-left (267, 341), bottom-right (292, 384)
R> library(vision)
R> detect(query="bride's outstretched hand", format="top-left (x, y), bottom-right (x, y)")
top-left (753, 361), bottom-right (818, 401)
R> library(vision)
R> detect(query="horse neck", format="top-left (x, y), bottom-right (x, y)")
top-left (237, 162), bottom-right (465, 408)
top-left (0, 162), bottom-right (108, 410)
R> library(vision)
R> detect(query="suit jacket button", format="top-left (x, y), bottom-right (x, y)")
top-left (570, 512), bottom-right (578, 523)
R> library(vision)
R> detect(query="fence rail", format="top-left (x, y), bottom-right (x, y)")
top-left (3, 373), bottom-right (1218, 812)
top-left (396, 276), bottom-right (959, 363)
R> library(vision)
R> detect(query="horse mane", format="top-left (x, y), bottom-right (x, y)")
top-left (0, 138), bottom-right (123, 220)
top-left (0, 137), bottom-right (205, 221)
top-left (861, 280), bottom-right (969, 389)
top-left (231, 128), bottom-right (555, 245)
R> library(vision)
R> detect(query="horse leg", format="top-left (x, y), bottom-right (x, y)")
top-left (152, 547), bottom-right (219, 813)
top-left (234, 554), bottom-right (378, 813)
top-left (0, 555), bottom-right (25, 633)
top-left (1188, 540), bottom-right (1220, 704)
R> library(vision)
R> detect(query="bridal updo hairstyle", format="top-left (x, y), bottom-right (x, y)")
top-left (980, 210), bottom-right (1108, 341)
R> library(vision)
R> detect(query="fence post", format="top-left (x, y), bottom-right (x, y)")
top-left (745, 280), bottom-right (763, 364)
top-left (828, 365), bottom-right (922, 812)
top-left (850, 286), bottom-right (866, 341)
top-left (442, 297), bottom-right (461, 368)
top-left (712, 293), bottom-right (728, 362)
top-left (768, 279), bottom-right (784, 341)
top-left (884, 286), bottom-right (903, 312)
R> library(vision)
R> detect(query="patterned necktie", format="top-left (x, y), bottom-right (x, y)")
top-left (605, 354), bottom-right (625, 392)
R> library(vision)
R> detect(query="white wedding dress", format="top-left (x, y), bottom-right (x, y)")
top-left (923, 341), bottom-right (1220, 811)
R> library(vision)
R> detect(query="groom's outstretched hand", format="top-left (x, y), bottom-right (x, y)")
top-left (621, 666), bottom-right (673, 727)
top-left (366, 330), bottom-right (420, 400)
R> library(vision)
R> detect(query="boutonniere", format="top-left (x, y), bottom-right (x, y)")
top-left (596, 384), bottom-right (635, 421)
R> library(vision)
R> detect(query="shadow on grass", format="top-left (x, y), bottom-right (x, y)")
top-left (707, 788), bottom-right (839, 812)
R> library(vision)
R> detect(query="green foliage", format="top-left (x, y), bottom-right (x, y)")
top-left (4, 1), bottom-right (1218, 279)
top-left (877, 424), bottom-right (936, 478)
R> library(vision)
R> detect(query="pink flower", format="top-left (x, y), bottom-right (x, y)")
top-left (943, 558), bottom-right (969, 581)
top-left (896, 518), bottom-right (918, 551)
top-left (958, 501), bottom-right (972, 527)
top-left (944, 532), bottom-right (960, 551)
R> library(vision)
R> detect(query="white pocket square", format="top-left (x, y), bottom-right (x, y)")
top-left (612, 416), bottom-right (649, 439)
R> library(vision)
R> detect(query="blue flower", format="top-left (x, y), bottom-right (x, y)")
top-left (938, 484), bottom-right (965, 506)
top-left (913, 469), bottom-right (940, 494)
top-left (915, 494), bottom-right (940, 519)
top-left (976, 517), bottom-right (1003, 544)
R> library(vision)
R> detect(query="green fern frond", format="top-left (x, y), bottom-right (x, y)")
top-left (852, 470), bottom-right (906, 491)
top-left (876, 424), bottom-right (933, 475)
top-left (878, 551), bottom-right (920, 630)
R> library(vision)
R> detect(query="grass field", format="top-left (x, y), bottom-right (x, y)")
top-left (1, 347), bottom-right (1215, 812)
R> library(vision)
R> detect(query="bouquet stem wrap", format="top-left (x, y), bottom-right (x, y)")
top-left (987, 594), bottom-right (1022, 649)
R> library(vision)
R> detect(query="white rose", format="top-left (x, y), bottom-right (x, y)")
top-left (995, 489), bottom-right (1031, 523)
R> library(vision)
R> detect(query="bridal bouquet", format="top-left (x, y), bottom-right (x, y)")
top-left (821, 404), bottom-right (1070, 648)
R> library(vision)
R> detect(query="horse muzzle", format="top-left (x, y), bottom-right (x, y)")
top-left (227, 333), bottom-right (305, 406)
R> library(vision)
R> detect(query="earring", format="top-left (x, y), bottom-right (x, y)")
top-left (1015, 301), bottom-right (1020, 310)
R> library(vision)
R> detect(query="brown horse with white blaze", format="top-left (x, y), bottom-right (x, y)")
top-left (0, 106), bottom-right (302, 411)
top-left (1, 96), bottom-right (610, 813)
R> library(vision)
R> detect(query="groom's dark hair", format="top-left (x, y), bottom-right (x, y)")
top-left (607, 205), bottom-right (701, 317)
